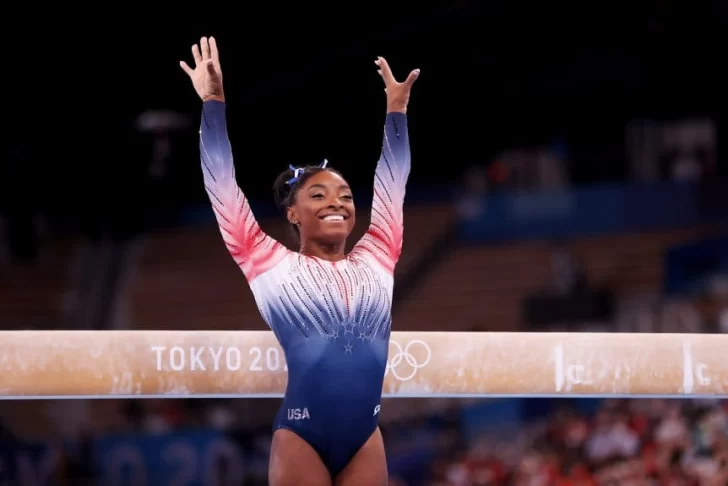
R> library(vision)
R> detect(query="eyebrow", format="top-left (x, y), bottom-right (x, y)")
top-left (308, 183), bottom-right (351, 191)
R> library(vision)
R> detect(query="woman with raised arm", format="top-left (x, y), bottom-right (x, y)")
top-left (180, 36), bottom-right (419, 486)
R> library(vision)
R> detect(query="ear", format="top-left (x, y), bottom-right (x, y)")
top-left (286, 207), bottom-right (298, 225)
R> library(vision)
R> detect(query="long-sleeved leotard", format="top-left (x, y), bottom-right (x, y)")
top-left (199, 100), bottom-right (410, 476)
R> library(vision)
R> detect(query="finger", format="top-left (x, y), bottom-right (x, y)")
top-left (192, 44), bottom-right (202, 66)
top-left (404, 69), bottom-right (420, 87)
top-left (201, 37), bottom-right (210, 60)
top-left (209, 36), bottom-right (220, 63)
top-left (179, 60), bottom-right (194, 76)
top-left (376, 56), bottom-right (395, 83)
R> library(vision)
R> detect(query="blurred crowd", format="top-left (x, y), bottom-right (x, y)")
top-left (423, 399), bottom-right (728, 485)
top-left (38, 395), bottom-right (727, 485)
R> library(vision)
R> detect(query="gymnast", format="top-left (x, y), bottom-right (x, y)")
top-left (180, 36), bottom-right (419, 485)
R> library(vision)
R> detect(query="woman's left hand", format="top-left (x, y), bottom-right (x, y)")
top-left (375, 56), bottom-right (419, 114)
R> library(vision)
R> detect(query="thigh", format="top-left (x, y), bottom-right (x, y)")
top-left (334, 427), bottom-right (388, 486)
top-left (269, 428), bottom-right (332, 486)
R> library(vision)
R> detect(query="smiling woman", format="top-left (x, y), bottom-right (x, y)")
top-left (272, 160), bottom-right (357, 253)
top-left (181, 36), bottom-right (419, 485)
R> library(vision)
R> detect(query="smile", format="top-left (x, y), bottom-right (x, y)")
top-left (320, 215), bottom-right (346, 222)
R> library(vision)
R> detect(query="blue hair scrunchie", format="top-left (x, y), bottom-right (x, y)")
top-left (285, 159), bottom-right (329, 186)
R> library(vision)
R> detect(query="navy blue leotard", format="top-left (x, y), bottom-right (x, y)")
top-left (199, 100), bottom-right (410, 476)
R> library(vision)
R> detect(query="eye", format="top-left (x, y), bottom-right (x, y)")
top-left (311, 193), bottom-right (324, 199)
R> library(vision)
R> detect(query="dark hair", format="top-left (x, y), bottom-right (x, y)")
top-left (272, 164), bottom-right (343, 239)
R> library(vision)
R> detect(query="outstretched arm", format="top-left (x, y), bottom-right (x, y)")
top-left (199, 101), bottom-right (288, 281)
top-left (355, 112), bottom-right (410, 274)
top-left (354, 57), bottom-right (419, 274)
top-left (183, 37), bottom-right (288, 282)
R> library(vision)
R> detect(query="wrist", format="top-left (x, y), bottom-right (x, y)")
top-left (386, 102), bottom-right (407, 114)
top-left (203, 94), bottom-right (225, 103)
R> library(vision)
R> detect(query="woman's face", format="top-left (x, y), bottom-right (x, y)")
top-left (288, 170), bottom-right (356, 245)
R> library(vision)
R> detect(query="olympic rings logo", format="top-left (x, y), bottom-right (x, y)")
top-left (385, 340), bottom-right (431, 381)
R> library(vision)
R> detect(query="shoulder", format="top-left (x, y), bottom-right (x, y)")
top-left (349, 240), bottom-right (397, 276)
top-left (347, 248), bottom-right (395, 282)
top-left (244, 247), bottom-right (295, 283)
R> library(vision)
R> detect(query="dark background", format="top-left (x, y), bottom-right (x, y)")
top-left (4, 2), bottom-right (727, 238)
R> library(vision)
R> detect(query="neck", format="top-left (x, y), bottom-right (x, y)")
top-left (299, 240), bottom-right (346, 262)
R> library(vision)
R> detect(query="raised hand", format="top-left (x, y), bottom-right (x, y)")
top-left (180, 36), bottom-right (225, 102)
top-left (375, 57), bottom-right (419, 114)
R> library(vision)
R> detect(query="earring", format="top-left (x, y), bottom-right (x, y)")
top-left (292, 220), bottom-right (299, 225)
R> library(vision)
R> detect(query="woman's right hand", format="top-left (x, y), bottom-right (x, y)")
top-left (180, 36), bottom-right (225, 102)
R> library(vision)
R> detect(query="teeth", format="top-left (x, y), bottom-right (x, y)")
top-left (323, 215), bottom-right (344, 221)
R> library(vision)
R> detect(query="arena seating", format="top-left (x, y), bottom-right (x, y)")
top-left (392, 226), bottom-right (721, 332)
top-left (0, 238), bottom-right (77, 330)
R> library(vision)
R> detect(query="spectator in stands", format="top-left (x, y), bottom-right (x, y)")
top-left (426, 398), bottom-right (727, 484)
top-left (456, 165), bottom-right (488, 220)
top-left (549, 245), bottom-right (588, 297)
